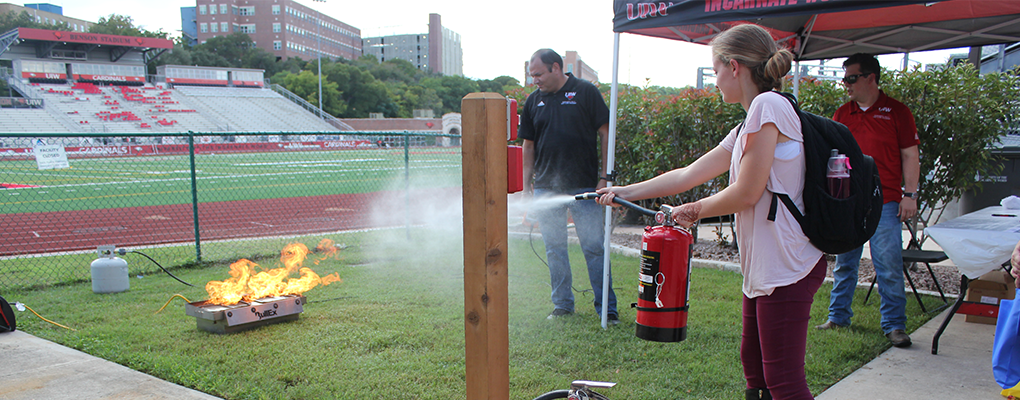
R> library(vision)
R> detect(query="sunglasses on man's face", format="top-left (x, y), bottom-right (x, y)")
top-left (842, 72), bottom-right (872, 85)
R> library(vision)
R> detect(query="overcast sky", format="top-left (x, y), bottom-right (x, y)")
top-left (53, 0), bottom-right (965, 88)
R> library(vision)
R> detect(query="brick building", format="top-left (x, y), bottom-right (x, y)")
top-left (192, 0), bottom-right (361, 62)
top-left (0, 3), bottom-right (93, 33)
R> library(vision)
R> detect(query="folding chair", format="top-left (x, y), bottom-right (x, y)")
top-left (864, 218), bottom-right (949, 313)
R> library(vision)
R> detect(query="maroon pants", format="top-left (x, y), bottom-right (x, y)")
top-left (741, 257), bottom-right (826, 400)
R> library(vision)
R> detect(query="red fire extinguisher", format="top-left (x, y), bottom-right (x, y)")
top-left (575, 194), bottom-right (693, 342)
top-left (636, 204), bottom-right (692, 342)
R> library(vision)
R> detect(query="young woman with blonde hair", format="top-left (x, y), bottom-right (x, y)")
top-left (597, 23), bottom-right (823, 399)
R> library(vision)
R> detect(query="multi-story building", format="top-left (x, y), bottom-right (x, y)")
top-left (192, 0), bottom-right (361, 62)
top-left (181, 7), bottom-right (198, 46)
top-left (0, 3), bottom-right (93, 33)
top-left (524, 50), bottom-right (599, 86)
top-left (361, 13), bottom-right (463, 76)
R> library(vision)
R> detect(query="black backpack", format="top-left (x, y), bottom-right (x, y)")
top-left (765, 92), bottom-right (883, 255)
top-left (0, 295), bottom-right (14, 333)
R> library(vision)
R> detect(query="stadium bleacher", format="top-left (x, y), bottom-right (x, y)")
top-left (0, 108), bottom-right (68, 133)
top-left (173, 86), bottom-right (338, 132)
top-left (2, 81), bottom-right (339, 134)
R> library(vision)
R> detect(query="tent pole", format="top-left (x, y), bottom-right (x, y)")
top-left (998, 44), bottom-right (1007, 72)
top-left (903, 52), bottom-right (910, 71)
top-left (601, 32), bottom-right (622, 330)
top-left (793, 60), bottom-right (801, 97)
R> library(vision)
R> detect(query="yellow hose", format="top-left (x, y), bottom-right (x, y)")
top-left (155, 294), bottom-right (191, 314)
top-left (20, 303), bottom-right (76, 331)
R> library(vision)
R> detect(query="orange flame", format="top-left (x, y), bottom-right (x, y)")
top-left (205, 242), bottom-right (342, 305)
top-left (313, 239), bottom-right (339, 265)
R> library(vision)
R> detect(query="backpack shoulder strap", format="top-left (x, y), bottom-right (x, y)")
top-left (768, 193), bottom-right (805, 224)
top-left (766, 92), bottom-right (808, 225)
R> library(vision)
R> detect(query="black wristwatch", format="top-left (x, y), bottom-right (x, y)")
top-left (902, 192), bottom-right (917, 200)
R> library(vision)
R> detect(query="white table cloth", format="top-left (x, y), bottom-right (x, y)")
top-left (925, 206), bottom-right (1020, 279)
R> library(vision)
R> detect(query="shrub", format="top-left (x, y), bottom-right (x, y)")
top-left (610, 63), bottom-right (1020, 231)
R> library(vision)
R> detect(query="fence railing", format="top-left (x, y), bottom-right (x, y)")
top-left (268, 84), bottom-right (355, 131)
top-left (0, 131), bottom-right (462, 289)
top-left (5, 73), bottom-right (38, 101)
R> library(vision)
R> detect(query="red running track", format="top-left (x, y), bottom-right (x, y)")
top-left (0, 188), bottom-right (460, 256)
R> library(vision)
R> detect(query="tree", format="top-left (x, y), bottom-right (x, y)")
top-left (276, 70), bottom-right (345, 116)
top-left (0, 10), bottom-right (72, 34)
top-left (477, 75), bottom-right (521, 94)
top-left (421, 75), bottom-right (479, 114)
top-left (199, 33), bottom-right (254, 67)
top-left (242, 48), bottom-right (284, 77)
top-left (882, 64), bottom-right (1020, 227)
top-left (388, 82), bottom-right (443, 118)
top-left (324, 61), bottom-right (391, 118)
top-left (362, 58), bottom-right (423, 85)
top-left (90, 14), bottom-right (166, 39)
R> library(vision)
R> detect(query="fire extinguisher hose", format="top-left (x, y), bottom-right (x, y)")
top-left (574, 192), bottom-right (658, 217)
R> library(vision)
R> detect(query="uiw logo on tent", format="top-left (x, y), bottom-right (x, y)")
top-left (626, 2), bottom-right (669, 20)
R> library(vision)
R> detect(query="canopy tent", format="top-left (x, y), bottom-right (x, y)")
top-left (593, 0), bottom-right (1020, 328)
top-left (613, 0), bottom-right (1020, 61)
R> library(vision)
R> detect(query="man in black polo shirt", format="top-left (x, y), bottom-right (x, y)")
top-left (520, 48), bottom-right (617, 324)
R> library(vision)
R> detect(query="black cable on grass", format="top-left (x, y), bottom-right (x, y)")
top-left (120, 249), bottom-right (194, 287)
top-left (529, 223), bottom-right (593, 297)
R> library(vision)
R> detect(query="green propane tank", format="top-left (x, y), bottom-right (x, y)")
top-left (91, 245), bottom-right (129, 294)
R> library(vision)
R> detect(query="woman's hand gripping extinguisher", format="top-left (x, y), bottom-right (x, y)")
top-left (576, 193), bottom-right (693, 342)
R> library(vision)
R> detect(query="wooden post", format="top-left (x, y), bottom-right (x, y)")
top-left (461, 92), bottom-right (510, 400)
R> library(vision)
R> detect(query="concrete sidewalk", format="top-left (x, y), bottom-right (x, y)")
top-left (816, 306), bottom-right (1002, 400)
top-left (0, 304), bottom-right (1003, 400)
top-left (0, 330), bottom-right (220, 400)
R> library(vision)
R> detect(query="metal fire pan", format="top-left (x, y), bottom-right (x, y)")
top-left (185, 295), bottom-right (306, 334)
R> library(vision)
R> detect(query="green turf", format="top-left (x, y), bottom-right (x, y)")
top-left (7, 232), bottom-right (941, 399)
top-left (0, 149), bottom-right (462, 213)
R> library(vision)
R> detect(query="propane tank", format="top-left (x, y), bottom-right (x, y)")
top-left (91, 245), bottom-right (129, 294)
top-left (635, 206), bottom-right (693, 342)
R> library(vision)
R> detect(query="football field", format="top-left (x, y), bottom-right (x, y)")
top-left (0, 148), bottom-right (462, 255)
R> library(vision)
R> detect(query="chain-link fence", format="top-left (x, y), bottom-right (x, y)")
top-left (0, 131), bottom-right (462, 289)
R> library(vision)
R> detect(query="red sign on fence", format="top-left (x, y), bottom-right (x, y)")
top-left (0, 141), bottom-right (378, 160)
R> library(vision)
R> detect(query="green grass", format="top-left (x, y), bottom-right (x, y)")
top-left (6, 232), bottom-right (939, 399)
top-left (0, 149), bottom-right (461, 213)
top-left (0, 232), bottom-right (374, 289)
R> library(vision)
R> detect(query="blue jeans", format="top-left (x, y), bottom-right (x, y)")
top-left (828, 202), bottom-right (907, 333)
top-left (534, 188), bottom-right (617, 317)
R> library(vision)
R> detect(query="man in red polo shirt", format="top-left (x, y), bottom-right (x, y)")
top-left (816, 53), bottom-right (920, 349)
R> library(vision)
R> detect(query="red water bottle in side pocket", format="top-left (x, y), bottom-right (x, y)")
top-left (827, 149), bottom-right (851, 199)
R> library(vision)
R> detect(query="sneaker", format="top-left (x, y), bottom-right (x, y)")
top-left (886, 329), bottom-right (912, 348)
top-left (814, 320), bottom-right (848, 330)
top-left (607, 313), bottom-right (620, 326)
top-left (547, 309), bottom-right (573, 320)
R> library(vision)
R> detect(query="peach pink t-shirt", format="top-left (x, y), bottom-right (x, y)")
top-left (720, 91), bottom-right (823, 298)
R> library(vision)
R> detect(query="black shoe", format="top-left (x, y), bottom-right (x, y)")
top-left (607, 313), bottom-right (620, 326)
top-left (815, 320), bottom-right (848, 330)
top-left (745, 388), bottom-right (772, 400)
top-left (886, 329), bottom-right (912, 348)
top-left (547, 309), bottom-right (573, 320)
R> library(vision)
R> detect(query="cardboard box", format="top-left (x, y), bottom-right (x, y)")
top-left (965, 270), bottom-right (1016, 324)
